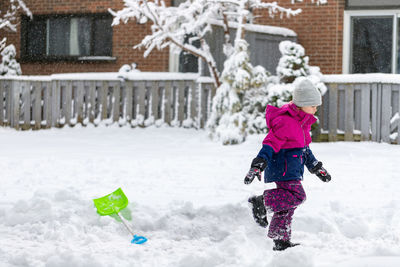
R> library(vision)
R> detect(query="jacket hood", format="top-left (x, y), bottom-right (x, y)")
top-left (265, 102), bottom-right (317, 128)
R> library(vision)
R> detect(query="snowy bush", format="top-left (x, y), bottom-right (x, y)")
top-left (0, 1), bottom-right (31, 76)
top-left (0, 44), bottom-right (22, 76)
top-left (277, 40), bottom-right (310, 84)
top-left (207, 82), bottom-right (247, 145)
top-left (111, 0), bottom-right (327, 88)
top-left (241, 66), bottom-right (271, 134)
top-left (264, 82), bottom-right (294, 109)
top-left (267, 40), bottom-right (327, 106)
top-left (109, 1), bottom-right (328, 139)
top-left (211, 40), bottom-right (327, 143)
top-left (260, 41), bottom-right (328, 138)
top-left (207, 39), bottom-right (269, 144)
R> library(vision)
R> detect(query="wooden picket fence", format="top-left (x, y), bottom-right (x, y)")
top-left (320, 81), bottom-right (400, 144)
top-left (0, 75), bottom-right (216, 130)
top-left (1, 74), bottom-right (400, 145)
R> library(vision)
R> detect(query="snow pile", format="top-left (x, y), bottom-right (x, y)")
top-left (0, 126), bottom-right (399, 267)
top-left (118, 63), bottom-right (140, 73)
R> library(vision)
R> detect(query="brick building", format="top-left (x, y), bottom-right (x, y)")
top-left (1, 0), bottom-right (171, 75)
top-left (1, 0), bottom-right (400, 76)
top-left (260, 0), bottom-right (400, 75)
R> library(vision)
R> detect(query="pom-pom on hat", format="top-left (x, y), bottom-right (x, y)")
top-left (292, 78), bottom-right (322, 107)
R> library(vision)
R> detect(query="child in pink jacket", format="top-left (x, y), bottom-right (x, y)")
top-left (244, 78), bottom-right (331, 251)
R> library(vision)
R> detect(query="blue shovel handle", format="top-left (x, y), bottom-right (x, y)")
top-left (131, 235), bottom-right (147, 244)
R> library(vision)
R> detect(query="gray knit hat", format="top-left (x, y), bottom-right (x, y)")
top-left (293, 79), bottom-right (322, 107)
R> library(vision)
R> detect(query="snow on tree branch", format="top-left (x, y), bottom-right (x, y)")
top-left (0, 38), bottom-right (6, 52)
top-left (110, 0), bottom-right (327, 87)
top-left (1, 0), bottom-right (31, 76)
top-left (0, 0), bottom-right (32, 32)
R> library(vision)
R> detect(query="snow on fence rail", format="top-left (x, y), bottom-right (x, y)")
top-left (1, 73), bottom-right (400, 145)
top-left (320, 74), bottom-right (400, 144)
top-left (0, 74), bottom-right (215, 130)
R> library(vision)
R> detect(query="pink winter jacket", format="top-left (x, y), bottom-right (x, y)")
top-left (257, 102), bottom-right (319, 182)
top-left (263, 102), bottom-right (317, 152)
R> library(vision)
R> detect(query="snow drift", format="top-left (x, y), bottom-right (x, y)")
top-left (0, 126), bottom-right (399, 267)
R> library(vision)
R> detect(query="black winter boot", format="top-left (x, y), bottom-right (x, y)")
top-left (248, 195), bottom-right (268, 228)
top-left (273, 240), bottom-right (300, 251)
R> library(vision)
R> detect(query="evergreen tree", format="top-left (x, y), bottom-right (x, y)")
top-left (268, 40), bottom-right (327, 108)
top-left (276, 40), bottom-right (310, 84)
top-left (207, 39), bottom-right (268, 144)
top-left (241, 66), bottom-right (270, 134)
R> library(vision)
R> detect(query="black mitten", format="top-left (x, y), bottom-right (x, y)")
top-left (244, 157), bottom-right (266, 184)
top-left (310, 161), bottom-right (331, 182)
top-left (244, 167), bottom-right (261, 184)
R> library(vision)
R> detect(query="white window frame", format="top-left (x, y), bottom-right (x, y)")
top-left (343, 9), bottom-right (400, 74)
top-left (169, 46), bottom-right (180, 72)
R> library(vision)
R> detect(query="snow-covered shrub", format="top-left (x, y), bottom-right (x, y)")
top-left (264, 41), bottom-right (327, 139)
top-left (208, 40), bottom-right (327, 144)
top-left (268, 40), bottom-right (327, 107)
top-left (241, 66), bottom-right (270, 134)
top-left (1, 1), bottom-right (30, 75)
top-left (265, 82), bottom-right (294, 108)
top-left (111, 0), bottom-right (327, 88)
top-left (207, 39), bottom-right (269, 144)
top-left (0, 44), bottom-right (21, 76)
top-left (207, 82), bottom-right (247, 145)
top-left (277, 40), bottom-right (310, 84)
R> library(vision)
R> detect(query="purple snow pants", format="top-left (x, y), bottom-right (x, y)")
top-left (263, 180), bottom-right (306, 241)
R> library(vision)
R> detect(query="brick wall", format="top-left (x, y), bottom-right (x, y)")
top-left (254, 0), bottom-right (345, 74)
top-left (0, 0), bottom-right (171, 75)
top-left (1, 0), bottom-right (344, 75)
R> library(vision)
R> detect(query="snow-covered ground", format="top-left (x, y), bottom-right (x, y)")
top-left (0, 125), bottom-right (399, 267)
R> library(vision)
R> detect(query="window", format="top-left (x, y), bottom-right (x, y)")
top-left (21, 14), bottom-right (113, 61)
top-left (169, 1), bottom-right (200, 73)
top-left (351, 17), bottom-right (393, 73)
top-left (179, 35), bottom-right (200, 73)
top-left (344, 10), bottom-right (400, 74)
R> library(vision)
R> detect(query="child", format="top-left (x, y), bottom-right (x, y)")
top-left (244, 78), bottom-right (331, 251)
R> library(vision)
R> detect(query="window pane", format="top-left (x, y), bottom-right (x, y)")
top-left (70, 18), bottom-right (91, 56)
top-left (23, 14), bottom-right (113, 59)
top-left (26, 19), bottom-right (46, 56)
top-left (351, 17), bottom-right (393, 73)
top-left (179, 35), bottom-right (199, 73)
top-left (179, 52), bottom-right (198, 73)
top-left (48, 18), bottom-right (70, 56)
top-left (93, 17), bottom-right (113, 56)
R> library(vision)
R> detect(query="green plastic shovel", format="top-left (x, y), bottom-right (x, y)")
top-left (93, 188), bottom-right (147, 244)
